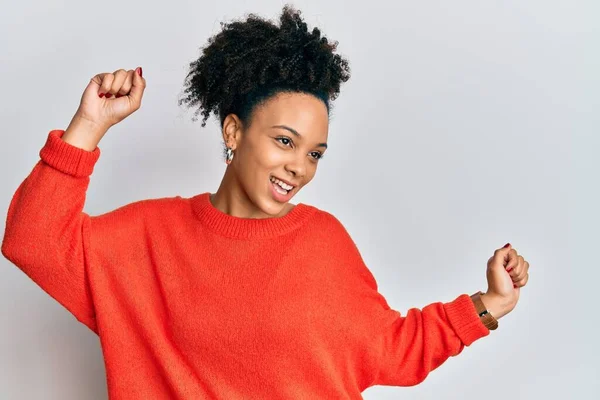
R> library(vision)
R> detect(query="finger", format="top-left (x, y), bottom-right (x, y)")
top-left (505, 248), bottom-right (519, 273)
top-left (516, 258), bottom-right (529, 279)
top-left (514, 265), bottom-right (529, 282)
top-left (116, 70), bottom-right (135, 98)
top-left (90, 73), bottom-right (110, 95)
top-left (489, 244), bottom-right (512, 273)
top-left (508, 256), bottom-right (527, 281)
top-left (505, 249), bottom-right (520, 273)
top-left (128, 67), bottom-right (146, 108)
top-left (513, 269), bottom-right (528, 282)
top-left (99, 73), bottom-right (115, 98)
top-left (108, 69), bottom-right (128, 97)
top-left (508, 255), bottom-right (524, 279)
top-left (514, 273), bottom-right (529, 288)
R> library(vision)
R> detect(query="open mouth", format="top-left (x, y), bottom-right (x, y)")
top-left (270, 176), bottom-right (295, 196)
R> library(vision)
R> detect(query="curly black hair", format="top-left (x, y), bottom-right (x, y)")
top-left (177, 4), bottom-right (351, 129)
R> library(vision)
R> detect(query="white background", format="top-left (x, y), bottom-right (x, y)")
top-left (1, 0), bottom-right (597, 398)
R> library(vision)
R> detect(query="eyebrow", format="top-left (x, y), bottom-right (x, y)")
top-left (271, 125), bottom-right (328, 149)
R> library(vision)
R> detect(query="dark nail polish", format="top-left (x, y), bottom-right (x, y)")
top-left (105, 93), bottom-right (113, 98)
top-left (99, 93), bottom-right (105, 98)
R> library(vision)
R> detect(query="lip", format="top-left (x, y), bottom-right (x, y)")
top-left (269, 177), bottom-right (295, 203)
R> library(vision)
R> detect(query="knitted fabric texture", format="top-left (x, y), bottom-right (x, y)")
top-left (1, 129), bottom-right (489, 399)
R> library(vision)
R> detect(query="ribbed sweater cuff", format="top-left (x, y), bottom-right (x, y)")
top-left (444, 293), bottom-right (490, 346)
top-left (39, 129), bottom-right (101, 178)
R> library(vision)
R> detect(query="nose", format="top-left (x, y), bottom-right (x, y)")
top-left (284, 155), bottom-right (306, 179)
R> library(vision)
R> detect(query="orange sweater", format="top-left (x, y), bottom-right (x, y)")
top-left (2, 129), bottom-right (489, 399)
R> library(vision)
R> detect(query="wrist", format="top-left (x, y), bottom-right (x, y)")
top-left (63, 114), bottom-right (108, 151)
top-left (480, 292), bottom-right (513, 320)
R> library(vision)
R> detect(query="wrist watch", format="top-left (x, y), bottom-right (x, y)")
top-left (470, 291), bottom-right (498, 330)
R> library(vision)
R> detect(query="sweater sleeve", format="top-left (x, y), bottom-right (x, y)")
top-left (1, 129), bottom-right (102, 333)
top-left (325, 213), bottom-right (490, 388)
top-left (366, 292), bottom-right (490, 387)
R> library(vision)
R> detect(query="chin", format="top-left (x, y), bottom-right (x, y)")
top-left (246, 176), bottom-right (302, 217)
top-left (261, 197), bottom-right (289, 216)
top-left (260, 185), bottom-right (298, 217)
top-left (242, 191), bottom-right (280, 218)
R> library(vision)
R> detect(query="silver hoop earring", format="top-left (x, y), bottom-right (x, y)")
top-left (225, 147), bottom-right (234, 165)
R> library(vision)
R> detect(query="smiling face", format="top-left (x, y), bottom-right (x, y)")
top-left (216, 91), bottom-right (329, 218)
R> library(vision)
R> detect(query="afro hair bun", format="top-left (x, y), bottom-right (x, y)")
top-left (178, 4), bottom-right (351, 127)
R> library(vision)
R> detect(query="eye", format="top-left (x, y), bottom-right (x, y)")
top-left (276, 137), bottom-right (293, 147)
top-left (310, 152), bottom-right (324, 160)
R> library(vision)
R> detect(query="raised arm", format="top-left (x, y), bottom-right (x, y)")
top-left (2, 67), bottom-right (146, 333)
top-left (2, 124), bottom-right (104, 332)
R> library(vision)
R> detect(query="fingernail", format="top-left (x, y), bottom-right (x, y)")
top-left (99, 93), bottom-right (105, 98)
top-left (503, 243), bottom-right (511, 248)
top-left (115, 94), bottom-right (122, 98)
top-left (105, 94), bottom-right (113, 98)
top-left (506, 267), bottom-right (513, 273)
top-left (137, 67), bottom-right (143, 77)
top-left (514, 284), bottom-right (518, 288)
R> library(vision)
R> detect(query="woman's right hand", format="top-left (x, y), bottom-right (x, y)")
top-left (74, 67), bottom-right (146, 134)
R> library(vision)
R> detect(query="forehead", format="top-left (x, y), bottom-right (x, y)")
top-left (252, 92), bottom-right (329, 137)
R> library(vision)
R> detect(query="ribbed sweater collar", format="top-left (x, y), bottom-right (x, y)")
top-left (190, 192), bottom-right (317, 239)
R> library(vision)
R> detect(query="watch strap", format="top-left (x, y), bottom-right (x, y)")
top-left (470, 291), bottom-right (498, 331)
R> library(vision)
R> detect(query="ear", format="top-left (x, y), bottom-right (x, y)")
top-left (222, 114), bottom-right (244, 150)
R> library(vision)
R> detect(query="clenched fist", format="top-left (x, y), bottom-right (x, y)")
top-left (62, 67), bottom-right (147, 151)
top-left (76, 67), bottom-right (146, 131)
top-left (76, 68), bottom-right (146, 130)
top-left (481, 243), bottom-right (530, 319)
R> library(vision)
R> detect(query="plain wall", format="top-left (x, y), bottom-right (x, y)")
top-left (1, 0), bottom-right (597, 398)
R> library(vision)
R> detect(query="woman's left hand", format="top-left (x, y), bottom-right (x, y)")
top-left (481, 243), bottom-right (530, 319)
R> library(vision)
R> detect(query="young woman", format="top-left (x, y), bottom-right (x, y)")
top-left (2, 5), bottom-right (530, 399)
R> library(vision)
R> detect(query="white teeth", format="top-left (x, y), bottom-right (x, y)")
top-left (270, 177), bottom-right (293, 191)
top-left (273, 184), bottom-right (288, 195)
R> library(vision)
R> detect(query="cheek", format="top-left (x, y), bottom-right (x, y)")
top-left (235, 143), bottom-right (282, 183)
top-left (249, 142), bottom-right (287, 169)
top-left (304, 165), bottom-right (318, 183)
